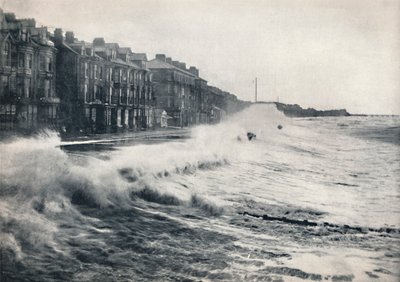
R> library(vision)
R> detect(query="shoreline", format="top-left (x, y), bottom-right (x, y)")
top-left (0, 127), bottom-right (191, 144)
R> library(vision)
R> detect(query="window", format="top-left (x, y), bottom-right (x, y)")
top-left (17, 77), bottom-right (24, 96)
top-left (25, 78), bottom-right (31, 98)
top-left (48, 58), bottom-right (53, 72)
top-left (84, 63), bottom-right (88, 77)
top-left (11, 50), bottom-right (17, 67)
top-left (40, 55), bottom-right (46, 70)
top-left (1, 76), bottom-right (9, 95)
top-left (99, 67), bottom-right (103, 80)
top-left (2, 43), bottom-right (9, 56)
top-left (21, 31), bottom-right (27, 41)
top-left (84, 84), bottom-right (88, 101)
top-left (48, 81), bottom-right (52, 97)
top-left (2, 43), bottom-right (10, 66)
top-left (27, 54), bottom-right (32, 69)
top-left (94, 65), bottom-right (98, 79)
top-left (114, 69), bottom-right (119, 82)
top-left (44, 80), bottom-right (50, 97)
top-left (18, 53), bottom-right (25, 68)
top-left (106, 68), bottom-right (110, 81)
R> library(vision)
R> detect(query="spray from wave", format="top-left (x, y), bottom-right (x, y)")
top-left (0, 105), bottom-right (287, 261)
top-left (1, 104), bottom-right (399, 281)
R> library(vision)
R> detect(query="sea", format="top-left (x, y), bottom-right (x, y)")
top-left (0, 104), bottom-right (399, 281)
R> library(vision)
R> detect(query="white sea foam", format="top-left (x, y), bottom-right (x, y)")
top-left (1, 104), bottom-right (399, 280)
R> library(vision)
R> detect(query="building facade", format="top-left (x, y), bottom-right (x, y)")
top-left (53, 31), bottom-right (154, 134)
top-left (0, 10), bottom-right (248, 134)
top-left (147, 54), bottom-right (198, 127)
top-left (0, 10), bottom-right (58, 131)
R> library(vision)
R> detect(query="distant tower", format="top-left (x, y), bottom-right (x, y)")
top-left (255, 77), bottom-right (257, 103)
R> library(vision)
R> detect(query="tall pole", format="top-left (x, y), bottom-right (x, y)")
top-left (255, 77), bottom-right (258, 103)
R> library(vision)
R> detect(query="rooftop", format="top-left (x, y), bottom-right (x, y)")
top-left (146, 58), bottom-right (197, 78)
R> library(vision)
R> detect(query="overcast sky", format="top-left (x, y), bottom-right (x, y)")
top-left (3, 0), bottom-right (399, 114)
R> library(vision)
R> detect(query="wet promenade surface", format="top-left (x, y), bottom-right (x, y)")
top-left (60, 129), bottom-right (191, 152)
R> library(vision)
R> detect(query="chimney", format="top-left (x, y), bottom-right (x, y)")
top-left (4, 13), bottom-right (16, 22)
top-left (53, 28), bottom-right (64, 46)
top-left (155, 54), bottom-right (166, 62)
top-left (179, 63), bottom-right (186, 70)
top-left (65, 31), bottom-right (75, 43)
top-left (172, 60), bottom-right (180, 68)
top-left (189, 66), bottom-right (199, 77)
top-left (20, 18), bottom-right (36, 27)
top-left (166, 57), bottom-right (172, 64)
top-left (93, 37), bottom-right (105, 46)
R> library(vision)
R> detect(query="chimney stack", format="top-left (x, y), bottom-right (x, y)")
top-left (189, 66), bottom-right (199, 77)
top-left (172, 60), bottom-right (180, 68)
top-left (65, 31), bottom-right (75, 43)
top-left (179, 63), bottom-right (186, 70)
top-left (53, 28), bottom-right (64, 46)
top-left (155, 54), bottom-right (166, 62)
top-left (166, 57), bottom-right (172, 64)
top-left (93, 37), bottom-right (105, 46)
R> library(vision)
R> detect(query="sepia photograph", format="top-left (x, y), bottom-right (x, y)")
top-left (0, 0), bottom-right (399, 281)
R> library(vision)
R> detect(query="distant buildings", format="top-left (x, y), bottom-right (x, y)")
top-left (0, 9), bottom-right (249, 134)
top-left (145, 54), bottom-right (248, 127)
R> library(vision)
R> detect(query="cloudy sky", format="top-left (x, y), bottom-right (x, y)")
top-left (3, 0), bottom-right (399, 114)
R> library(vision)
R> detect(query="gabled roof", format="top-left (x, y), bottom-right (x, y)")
top-left (0, 31), bottom-right (15, 44)
top-left (53, 38), bottom-right (85, 55)
top-left (59, 42), bottom-right (79, 55)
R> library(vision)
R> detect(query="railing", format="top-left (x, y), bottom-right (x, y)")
top-left (39, 97), bottom-right (60, 103)
top-left (0, 66), bottom-right (12, 75)
top-left (17, 68), bottom-right (32, 76)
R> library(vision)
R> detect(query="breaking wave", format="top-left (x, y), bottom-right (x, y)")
top-left (1, 104), bottom-right (399, 281)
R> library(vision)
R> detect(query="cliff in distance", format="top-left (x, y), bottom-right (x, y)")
top-left (274, 102), bottom-right (351, 117)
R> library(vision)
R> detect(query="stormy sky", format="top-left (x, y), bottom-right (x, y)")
top-left (2, 0), bottom-right (399, 114)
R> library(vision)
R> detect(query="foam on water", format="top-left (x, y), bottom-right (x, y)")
top-left (1, 104), bottom-right (399, 281)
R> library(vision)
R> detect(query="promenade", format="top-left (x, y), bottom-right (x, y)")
top-left (59, 127), bottom-right (191, 150)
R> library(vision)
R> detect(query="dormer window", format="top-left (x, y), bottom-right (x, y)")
top-left (2, 42), bottom-right (11, 66)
